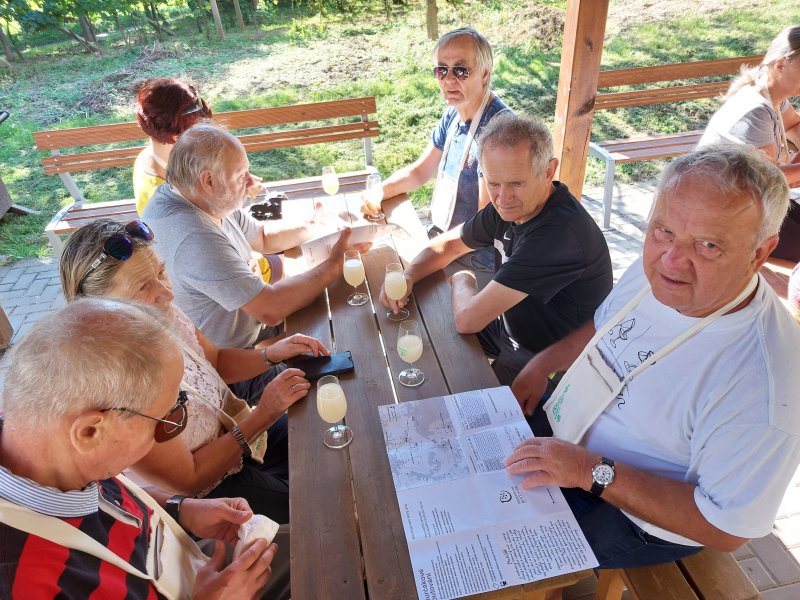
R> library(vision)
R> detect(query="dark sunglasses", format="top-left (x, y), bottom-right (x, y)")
top-left (104, 390), bottom-right (189, 443)
top-left (433, 65), bottom-right (472, 81)
top-left (79, 221), bottom-right (154, 291)
top-left (182, 87), bottom-right (206, 116)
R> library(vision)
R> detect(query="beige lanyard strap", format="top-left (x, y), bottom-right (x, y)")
top-left (590, 273), bottom-right (760, 398)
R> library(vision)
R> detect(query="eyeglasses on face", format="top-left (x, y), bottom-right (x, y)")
top-left (433, 65), bottom-right (472, 81)
top-left (78, 220), bottom-right (154, 292)
top-left (104, 390), bottom-right (189, 443)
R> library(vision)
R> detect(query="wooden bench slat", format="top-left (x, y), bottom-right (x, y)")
top-left (597, 55), bottom-right (763, 88)
top-left (596, 131), bottom-right (703, 151)
top-left (594, 81), bottom-right (730, 111)
top-left (42, 147), bottom-right (145, 174)
top-left (677, 548), bottom-right (760, 600)
top-left (621, 563), bottom-right (700, 600)
top-left (33, 122), bottom-right (145, 149)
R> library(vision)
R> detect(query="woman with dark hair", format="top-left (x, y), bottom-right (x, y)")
top-left (699, 26), bottom-right (800, 261)
top-left (133, 78), bottom-right (212, 215)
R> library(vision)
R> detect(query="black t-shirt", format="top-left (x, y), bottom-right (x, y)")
top-left (461, 182), bottom-right (613, 354)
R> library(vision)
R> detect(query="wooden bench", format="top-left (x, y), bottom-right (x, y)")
top-left (589, 55), bottom-right (763, 228)
top-left (595, 548), bottom-right (760, 600)
top-left (32, 97), bottom-right (380, 257)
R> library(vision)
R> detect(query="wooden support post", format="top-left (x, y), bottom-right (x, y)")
top-left (552, 0), bottom-right (609, 200)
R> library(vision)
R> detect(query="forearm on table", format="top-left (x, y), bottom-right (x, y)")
top-left (600, 462), bottom-right (746, 551)
top-left (255, 221), bottom-right (314, 254)
top-left (450, 272), bottom-right (481, 332)
top-left (405, 233), bottom-right (470, 284)
top-left (215, 347), bottom-right (271, 384)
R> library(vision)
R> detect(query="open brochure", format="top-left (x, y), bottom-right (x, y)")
top-left (378, 386), bottom-right (598, 600)
top-left (300, 223), bottom-right (395, 266)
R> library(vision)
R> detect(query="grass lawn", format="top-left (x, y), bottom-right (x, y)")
top-left (0, 0), bottom-right (798, 259)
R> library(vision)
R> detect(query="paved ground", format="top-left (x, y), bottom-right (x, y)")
top-left (0, 183), bottom-right (797, 598)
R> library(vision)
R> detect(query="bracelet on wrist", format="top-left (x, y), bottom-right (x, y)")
top-left (231, 425), bottom-right (253, 458)
top-left (261, 346), bottom-right (275, 366)
top-left (449, 270), bottom-right (477, 285)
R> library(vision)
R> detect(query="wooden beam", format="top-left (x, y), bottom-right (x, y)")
top-left (552, 0), bottom-right (609, 200)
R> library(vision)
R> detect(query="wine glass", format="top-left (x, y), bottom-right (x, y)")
top-left (397, 320), bottom-right (425, 387)
top-left (321, 166), bottom-right (339, 196)
top-left (384, 262), bottom-right (410, 321)
top-left (363, 172), bottom-right (385, 221)
top-left (317, 375), bottom-right (353, 449)
top-left (343, 250), bottom-right (368, 306)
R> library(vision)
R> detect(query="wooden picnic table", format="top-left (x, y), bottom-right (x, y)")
top-left (277, 172), bottom-right (590, 599)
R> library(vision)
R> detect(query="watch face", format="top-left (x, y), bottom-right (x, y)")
top-left (593, 464), bottom-right (614, 486)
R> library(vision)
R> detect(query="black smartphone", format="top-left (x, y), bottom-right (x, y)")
top-left (287, 351), bottom-right (354, 380)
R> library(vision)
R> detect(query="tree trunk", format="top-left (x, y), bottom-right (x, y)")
top-left (6, 26), bottom-right (23, 61)
top-left (425, 0), bottom-right (438, 40)
top-left (0, 57), bottom-right (11, 70)
top-left (79, 14), bottom-right (95, 43)
top-left (232, 0), bottom-right (245, 29)
top-left (209, 0), bottom-right (226, 41)
top-left (114, 11), bottom-right (130, 47)
top-left (56, 25), bottom-right (100, 53)
top-left (0, 24), bottom-right (13, 62)
top-left (383, 0), bottom-right (392, 19)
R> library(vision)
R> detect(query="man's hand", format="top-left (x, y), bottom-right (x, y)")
top-left (504, 437), bottom-right (599, 491)
top-left (257, 368), bottom-right (310, 419)
top-left (265, 334), bottom-right (330, 362)
top-left (325, 228), bottom-right (372, 274)
top-left (359, 191), bottom-right (383, 218)
top-left (379, 274), bottom-right (413, 314)
top-left (246, 175), bottom-right (265, 200)
top-left (511, 357), bottom-right (552, 416)
top-left (179, 497), bottom-right (253, 545)
top-left (193, 539), bottom-right (277, 600)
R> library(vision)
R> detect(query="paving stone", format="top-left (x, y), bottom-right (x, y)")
top-left (11, 322), bottom-right (34, 343)
top-left (9, 301), bottom-right (55, 317)
top-left (23, 262), bottom-right (56, 274)
top-left (23, 309), bottom-right (56, 324)
top-left (1, 268), bottom-right (25, 286)
top-left (34, 271), bottom-right (58, 282)
top-left (25, 280), bottom-right (47, 298)
top-left (38, 285), bottom-right (62, 303)
top-left (733, 542), bottom-right (755, 560)
top-left (0, 283), bottom-right (12, 292)
top-left (774, 515), bottom-right (800, 549)
top-left (761, 581), bottom-right (800, 599)
top-left (739, 557), bottom-right (778, 590)
top-left (749, 534), bottom-right (800, 585)
top-left (10, 273), bottom-right (36, 291)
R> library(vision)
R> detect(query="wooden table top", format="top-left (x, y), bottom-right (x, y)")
top-left (279, 173), bottom-right (589, 599)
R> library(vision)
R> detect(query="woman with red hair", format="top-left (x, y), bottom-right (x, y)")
top-left (133, 78), bottom-right (212, 214)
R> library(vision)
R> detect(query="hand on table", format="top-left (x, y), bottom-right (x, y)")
top-left (265, 334), bottom-right (330, 362)
top-left (257, 368), bottom-right (310, 419)
top-left (511, 356), bottom-right (551, 416)
top-left (193, 538), bottom-right (277, 600)
top-left (504, 437), bottom-right (598, 491)
top-left (179, 497), bottom-right (253, 545)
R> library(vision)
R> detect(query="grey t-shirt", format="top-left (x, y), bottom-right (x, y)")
top-left (142, 185), bottom-right (265, 348)
top-left (698, 86), bottom-right (789, 158)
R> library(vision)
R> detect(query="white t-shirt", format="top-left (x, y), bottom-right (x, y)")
top-left (586, 259), bottom-right (800, 545)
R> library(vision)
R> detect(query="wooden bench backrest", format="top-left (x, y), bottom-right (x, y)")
top-left (34, 97), bottom-right (379, 175)
top-left (594, 55), bottom-right (764, 111)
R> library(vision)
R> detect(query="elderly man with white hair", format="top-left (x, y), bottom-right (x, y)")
top-left (142, 124), bottom-right (367, 350)
top-left (508, 144), bottom-right (800, 572)
top-left (0, 299), bottom-right (278, 598)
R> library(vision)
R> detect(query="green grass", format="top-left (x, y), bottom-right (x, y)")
top-left (0, 0), bottom-right (798, 259)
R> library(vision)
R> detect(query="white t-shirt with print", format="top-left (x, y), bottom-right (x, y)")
top-left (585, 259), bottom-right (800, 545)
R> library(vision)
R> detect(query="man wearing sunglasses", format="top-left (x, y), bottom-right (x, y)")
top-left (143, 124), bottom-right (369, 349)
top-left (361, 27), bottom-right (511, 238)
top-left (0, 299), bottom-right (279, 598)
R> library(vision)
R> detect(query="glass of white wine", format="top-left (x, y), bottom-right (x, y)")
top-left (317, 375), bottom-right (353, 449)
top-left (363, 172), bottom-right (385, 222)
top-left (343, 250), bottom-right (368, 306)
top-left (397, 320), bottom-right (425, 387)
top-left (384, 262), bottom-right (409, 321)
top-left (321, 165), bottom-right (339, 196)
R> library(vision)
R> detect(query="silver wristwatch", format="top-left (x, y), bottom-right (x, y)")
top-left (590, 457), bottom-right (615, 496)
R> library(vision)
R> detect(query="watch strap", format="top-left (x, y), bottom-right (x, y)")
top-left (164, 494), bottom-right (185, 523)
top-left (590, 457), bottom-right (615, 497)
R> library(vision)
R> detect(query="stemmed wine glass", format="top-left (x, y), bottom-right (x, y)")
top-left (317, 375), bottom-right (353, 448)
top-left (384, 262), bottom-right (409, 321)
top-left (363, 172), bottom-right (385, 221)
top-left (397, 320), bottom-right (425, 387)
top-left (343, 250), bottom-right (368, 306)
top-left (321, 165), bottom-right (339, 196)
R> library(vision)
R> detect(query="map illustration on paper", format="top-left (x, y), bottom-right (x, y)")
top-left (378, 387), bottom-right (598, 600)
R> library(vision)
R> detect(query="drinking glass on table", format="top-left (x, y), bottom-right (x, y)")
top-left (321, 165), bottom-right (339, 196)
top-left (363, 172), bottom-right (385, 221)
top-left (384, 262), bottom-right (409, 321)
top-left (317, 375), bottom-right (353, 448)
top-left (397, 320), bottom-right (425, 387)
top-left (343, 250), bottom-right (368, 306)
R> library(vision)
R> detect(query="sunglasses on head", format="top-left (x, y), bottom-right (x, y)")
top-left (104, 390), bottom-right (189, 443)
top-left (433, 65), bottom-right (472, 81)
top-left (182, 87), bottom-right (206, 116)
top-left (79, 220), bottom-right (154, 292)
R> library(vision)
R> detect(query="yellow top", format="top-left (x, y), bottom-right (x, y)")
top-left (132, 149), bottom-right (166, 215)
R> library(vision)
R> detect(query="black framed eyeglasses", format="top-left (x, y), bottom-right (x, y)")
top-left (78, 220), bottom-right (154, 292)
top-left (433, 65), bottom-right (472, 81)
top-left (104, 390), bottom-right (189, 443)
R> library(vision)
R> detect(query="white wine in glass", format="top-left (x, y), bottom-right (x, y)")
top-left (317, 375), bottom-right (353, 448)
top-left (384, 262), bottom-right (409, 321)
top-left (397, 320), bottom-right (424, 387)
top-left (321, 166), bottom-right (339, 196)
top-left (343, 250), bottom-right (368, 306)
top-left (363, 172), bottom-right (385, 221)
